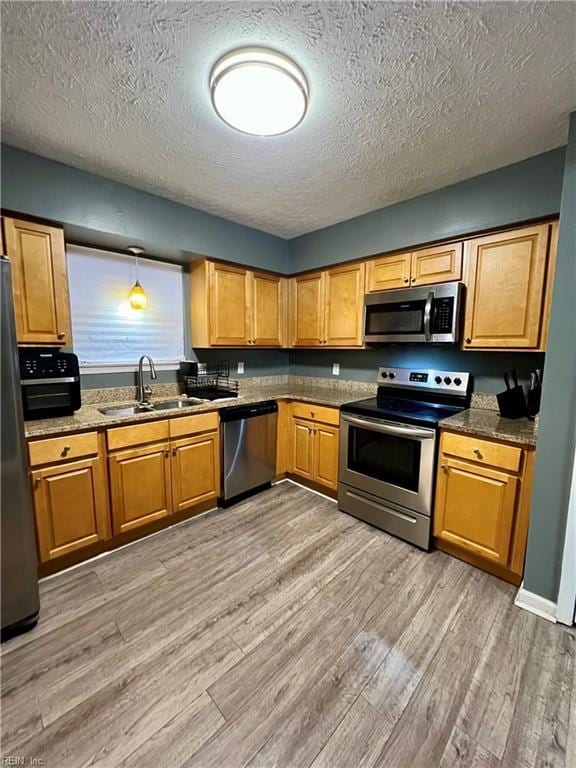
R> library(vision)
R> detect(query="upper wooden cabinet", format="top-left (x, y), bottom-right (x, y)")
top-left (410, 243), bottom-right (463, 287)
top-left (190, 260), bottom-right (286, 347)
top-left (3, 216), bottom-right (71, 345)
top-left (291, 263), bottom-right (365, 347)
top-left (252, 270), bottom-right (286, 347)
top-left (365, 251), bottom-right (411, 291)
top-left (209, 262), bottom-right (251, 346)
top-left (462, 223), bottom-right (552, 350)
top-left (366, 243), bottom-right (462, 292)
top-left (291, 271), bottom-right (325, 346)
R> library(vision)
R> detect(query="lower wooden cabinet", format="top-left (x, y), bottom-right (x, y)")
top-left (171, 432), bottom-right (219, 513)
top-left (107, 414), bottom-right (221, 535)
top-left (434, 458), bottom-right (518, 565)
top-left (31, 454), bottom-right (110, 562)
top-left (291, 419), bottom-right (315, 480)
top-left (433, 431), bottom-right (534, 583)
top-left (108, 441), bottom-right (173, 534)
top-left (313, 423), bottom-right (339, 490)
top-left (288, 403), bottom-right (339, 491)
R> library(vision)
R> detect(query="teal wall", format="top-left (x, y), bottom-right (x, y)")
top-left (0, 145), bottom-right (290, 272)
top-left (523, 114), bottom-right (576, 603)
top-left (289, 148), bottom-right (566, 272)
top-left (289, 349), bottom-right (545, 395)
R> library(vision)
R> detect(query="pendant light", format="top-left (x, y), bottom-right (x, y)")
top-left (127, 246), bottom-right (148, 310)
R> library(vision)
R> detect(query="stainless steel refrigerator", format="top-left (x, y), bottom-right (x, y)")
top-left (1, 256), bottom-right (39, 639)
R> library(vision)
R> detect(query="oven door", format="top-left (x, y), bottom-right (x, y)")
top-left (339, 414), bottom-right (437, 516)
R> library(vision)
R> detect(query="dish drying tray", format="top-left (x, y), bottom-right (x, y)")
top-left (182, 362), bottom-right (239, 400)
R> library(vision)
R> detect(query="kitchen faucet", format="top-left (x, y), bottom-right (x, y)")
top-left (137, 355), bottom-right (157, 405)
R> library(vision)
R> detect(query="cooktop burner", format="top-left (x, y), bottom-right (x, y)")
top-left (340, 396), bottom-right (464, 428)
top-left (340, 366), bottom-right (471, 428)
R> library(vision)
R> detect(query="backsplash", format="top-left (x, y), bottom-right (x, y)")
top-left (81, 347), bottom-right (545, 399)
top-left (288, 348), bottom-right (546, 395)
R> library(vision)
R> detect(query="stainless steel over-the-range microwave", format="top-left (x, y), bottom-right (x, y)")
top-left (363, 281), bottom-right (463, 344)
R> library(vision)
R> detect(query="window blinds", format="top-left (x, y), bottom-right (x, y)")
top-left (67, 245), bottom-right (184, 366)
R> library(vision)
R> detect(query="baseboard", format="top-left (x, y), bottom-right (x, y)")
top-left (281, 477), bottom-right (338, 503)
top-left (514, 582), bottom-right (557, 623)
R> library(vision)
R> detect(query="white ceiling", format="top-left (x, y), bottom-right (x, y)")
top-left (2, 1), bottom-right (575, 238)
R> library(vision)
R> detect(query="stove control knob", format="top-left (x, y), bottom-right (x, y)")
top-left (444, 376), bottom-right (452, 385)
top-left (381, 372), bottom-right (388, 379)
top-left (454, 377), bottom-right (462, 386)
top-left (435, 376), bottom-right (442, 384)
top-left (389, 372), bottom-right (396, 380)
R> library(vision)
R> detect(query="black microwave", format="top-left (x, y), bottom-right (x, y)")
top-left (364, 281), bottom-right (463, 344)
top-left (19, 348), bottom-right (81, 420)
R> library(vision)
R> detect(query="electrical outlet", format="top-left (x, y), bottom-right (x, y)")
top-left (332, 363), bottom-right (340, 376)
top-left (237, 361), bottom-right (245, 375)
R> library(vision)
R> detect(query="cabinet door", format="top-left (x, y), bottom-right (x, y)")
top-left (290, 418), bottom-right (314, 479)
top-left (4, 217), bottom-right (71, 345)
top-left (209, 262), bottom-right (251, 346)
top-left (171, 432), bottom-right (219, 513)
top-left (314, 424), bottom-right (339, 490)
top-left (434, 457), bottom-right (518, 565)
top-left (463, 224), bottom-right (549, 349)
top-left (410, 243), bottom-right (463, 287)
top-left (32, 457), bottom-right (110, 562)
top-left (109, 442), bottom-right (172, 534)
top-left (324, 263), bottom-right (365, 347)
top-left (291, 272), bottom-right (325, 346)
top-left (251, 271), bottom-right (285, 347)
top-left (365, 251), bottom-right (411, 292)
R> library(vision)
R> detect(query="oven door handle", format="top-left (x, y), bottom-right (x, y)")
top-left (342, 414), bottom-right (435, 439)
top-left (423, 291), bottom-right (434, 342)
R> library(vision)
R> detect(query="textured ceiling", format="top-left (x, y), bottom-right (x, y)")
top-left (2, 1), bottom-right (575, 238)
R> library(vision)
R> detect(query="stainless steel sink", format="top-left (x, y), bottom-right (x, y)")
top-left (98, 400), bottom-right (199, 417)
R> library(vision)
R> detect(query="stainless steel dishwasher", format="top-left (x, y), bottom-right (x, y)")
top-left (220, 401), bottom-right (278, 505)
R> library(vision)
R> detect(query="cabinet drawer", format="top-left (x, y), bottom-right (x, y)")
top-left (291, 402), bottom-right (340, 426)
top-left (169, 411), bottom-right (219, 438)
top-left (107, 420), bottom-right (169, 451)
top-left (441, 432), bottom-right (522, 473)
top-left (28, 431), bottom-right (99, 467)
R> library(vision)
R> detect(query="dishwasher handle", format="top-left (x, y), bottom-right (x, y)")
top-left (219, 400), bottom-right (278, 423)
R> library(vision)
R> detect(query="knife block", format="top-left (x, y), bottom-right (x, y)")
top-left (497, 386), bottom-right (528, 419)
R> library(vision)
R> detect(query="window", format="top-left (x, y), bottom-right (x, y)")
top-left (67, 245), bottom-right (184, 369)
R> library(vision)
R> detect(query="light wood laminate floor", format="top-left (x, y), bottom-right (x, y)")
top-left (2, 482), bottom-right (574, 768)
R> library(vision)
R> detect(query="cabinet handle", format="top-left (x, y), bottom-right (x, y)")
top-left (33, 477), bottom-right (42, 488)
top-left (403, 277), bottom-right (409, 283)
top-left (473, 449), bottom-right (483, 459)
top-left (164, 449), bottom-right (170, 457)
top-left (57, 332), bottom-right (65, 340)
top-left (172, 448), bottom-right (177, 456)
top-left (411, 277), bottom-right (416, 283)
top-left (465, 337), bottom-right (472, 344)
top-left (61, 445), bottom-right (71, 456)
top-left (311, 411), bottom-right (315, 418)
top-left (441, 464), bottom-right (448, 471)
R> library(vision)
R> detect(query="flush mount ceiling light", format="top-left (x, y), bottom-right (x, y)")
top-left (127, 246), bottom-right (148, 310)
top-left (210, 47), bottom-right (309, 136)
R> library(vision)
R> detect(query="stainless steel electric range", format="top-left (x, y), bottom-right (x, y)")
top-left (338, 366), bottom-right (471, 550)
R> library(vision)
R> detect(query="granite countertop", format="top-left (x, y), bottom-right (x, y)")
top-left (440, 408), bottom-right (538, 447)
top-left (24, 378), bottom-right (539, 448)
top-left (24, 384), bottom-right (369, 439)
